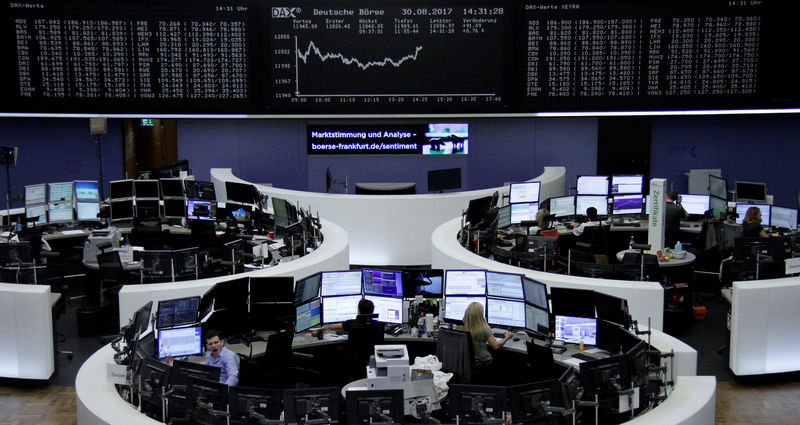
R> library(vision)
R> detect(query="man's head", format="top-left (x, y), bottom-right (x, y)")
top-left (667, 190), bottom-right (679, 202)
top-left (586, 207), bottom-right (598, 221)
top-left (205, 329), bottom-right (224, 356)
top-left (358, 298), bottom-right (375, 315)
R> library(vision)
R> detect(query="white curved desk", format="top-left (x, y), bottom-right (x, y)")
top-left (211, 166), bottom-right (566, 265)
top-left (117, 219), bottom-right (349, 329)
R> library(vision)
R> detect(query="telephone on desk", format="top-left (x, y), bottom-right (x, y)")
top-left (385, 324), bottom-right (403, 336)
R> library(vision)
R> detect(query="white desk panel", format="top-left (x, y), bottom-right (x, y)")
top-left (624, 376), bottom-right (716, 425)
top-left (0, 283), bottom-right (55, 379)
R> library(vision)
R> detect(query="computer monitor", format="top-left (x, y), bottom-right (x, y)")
top-left (345, 389), bottom-right (404, 425)
top-left (159, 178), bottom-right (185, 198)
top-left (401, 268), bottom-right (443, 298)
top-left (184, 180), bottom-right (216, 201)
top-left (679, 194), bottom-right (710, 216)
top-left (295, 273), bottom-right (322, 305)
top-left (157, 325), bottom-right (203, 358)
top-left (134, 180), bottom-right (160, 199)
top-left (75, 180), bottom-right (100, 202)
top-left (48, 202), bottom-right (74, 223)
top-left (320, 270), bottom-right (363, 297)
top-left (709, 175), bottom-right (727, 200)
top-left (447, 384), bottom-right (507, 424)
top-left (554, 315), bottom-right (597, 345)
top-left (770, 206), bottom-right (798, 230)
top-left (735, 181), bottom-right (767, 203)
top-left (48, 182), bottom-right (73, 203)
top-left (510, 202), bottom-right (539, 224)
top-left (206, 277), bottom-right (250, 311)
top-left (156, 296), bottom-right (200, 329)
top-left (0, 242), bottom-right (32, 265)
top-left (611, 194), bottom-right (643, 215)
top-left (443, 296), bottom-right (485, 323)
top-left (525, 304), bottom-right (550, 335)
top-left (111, 199), bottom-right (135, 221)
top-left (163, 199), bottom-right (186, 219)
top-left (167, 362), bottom-right (220, 390)
top-left (610, 175), bottom-right (643, 194)
top-left (485, 271), bottom-right (524, 299)
top-left (444, 270), bottom-right (487, 295)
top-left (427, 167), bottom-right (462, 192)
top-left (229, 387), bottom-right (283, 424)
top-left (136, 199), bottom-right (160, 219)
top-left (283, 387), bottom-right (341, 425)
top-left (131, 301), bottom-right (154, 341)
top-left (579, 355), bottom-right (630, 396)
top-left (364, 295), bottom-right (403, 324)
top-left (709, 196), bottom-right (727, 219)
top-left (508, 380), bottom-right (556, 424)
top-left (24, 184), bottom-right (46, 205)
top-left (25, 204), bottom-right (47, 227)
top-left (594, 292), bottom-right (630, 328)
top-left (549, 195), bottom-right (576, 218)
top-left (577, 175), bottom-right (609, 195)
top-left (76, 201), bottom-right (101, 221)
top-left (187, 199), bottom-right (217, 221)
top-left (522, 277), bottom-right (548, 311)
top-left (249, 276), bottom-right (294, 303)
top-left (362, 269), bottom-right (403, 297)
top-left (186, 377), bottom-right (229, 416)
top-left (228, 204), bottom-right (252, 223)
top-left (295, 299), bottom-right (322, 333)
top-left (550, 287), bottom-right (595, 318)
top-left (226, 182), bottom-right (259, 205)
top-left (465, 196), bottom-right (494, 227)
top-left (509, 181), bottom-right (541, 204)
top-left (487, 297), bottom-right (526, 328)
top-left (110, 179), bottom-right (134, 199)
top-left (321, 294), bottom-right (362, 324)
top-left (576, 195), bottom-right (608, 216)
top-left (271, 197), bottom-right (294, 228)
top-left (735, 203), bottom-right (770, 225)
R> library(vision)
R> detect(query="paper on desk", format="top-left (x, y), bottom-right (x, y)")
top-left (585, 348), bottom-right (603, 354)
top-left (61, 229), bottom-right (86, 235)
top-left (563, 358), bottom-right (584, 367)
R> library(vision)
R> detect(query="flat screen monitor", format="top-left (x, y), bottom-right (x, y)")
top-left (679, 194), bottom-right (710, 216)
top-left (523, 277), bottom-right (549, 311)
top-left (131, 301), bottom-right (154, 340)
top-left (295, 273), bottom-right (322, 305)
top-left (709, 175), bottom-right (727, 200)
top-left (496, 205), bottom-right (511, 228)
top-left (24, 184), bottom-right (46, 205)
top-left (525, 304), bottom-right (550, 335)
top-left (187, 199), bottom-right (217, 221)
top-left (549, 195), bottom-right (576, 218)
top-left (156, 296), bottom-right (200, 329)
top-left (250, 276), bottom-right (295, 303)
top-left (157, 325), bottom-right (203, 358)
top-left (735, 203), bottom-right (770, 225)
top-left (364, 295), bottom-right (403, 324)
top-left (136, 199), bottom-right (160, 219)
top-left (577, 175), bottom-right (609, 195)
top-left (362, 269), bottom-right (403, 297)
top-left (576, 195), bottom-right (608, 216)
top-left (510, 202), bottom-right (538, 224)
top-left (508, 380), bottom-right (556, 425)
top-left (611, 194), bottom-right (643, 215)
top-left (295, 299), bottom-right (322, 333)
top-left (770, 206), bottom-right (798, 230)
top-left (283, 387), bottom-right (341, 425)
top-left (320, 270), bottom-right (363, 297)
top-left (735, 181), bottom-right (767, 203)
top-left (443, 296), bottom-right (485, 323)
top-left (345, 389), bottom-right (404, 425)
top-left (610, 175), bottom-right (643, 194)
top-left (509, 182), bottom-right (541, 204)
top-left (76, 201), bottom-right (100, 221)
top-left (709, 196), bottom-right (727, 219)
top-left (549, 287), bottom-right (595, 318)
top-left (110, 179), bottom-right (134, 199)
top-left (593, 292), bottom-right (630, 328)
top-left (485, 271), bottom-right (524, 299)
top-left (427, 167), bottom-right (462, 192)
top-left (48, 202), bottom-right (73, 223)
top-left (228, 204), bottom-right (252, 222)
top-left (444, 270), bottom-right (487, 295)
top-left (25, 204), bottom-right (47, 227)
top-left (160, 178), bottom-right (185, 198)
top-left (135, 180), bottom-right (160, 198)
top-left (110, 199), bottom-right (135, 221)
top-left (163, 199), bottom-right (186, 218)
top-left (401, 269), bottom-right (443, 298)
top-left (271, 197), bottom-right (293, 228)
top-left (229, 387), bottom-right (283, 424)
top-left (226, 182), bottom-right (259, 204)
top-left (554, 315), bottom-right (597, 345)
top-left (487, 297), bottom-right (525, 328)
top-left (207, 277), bottom-right (250, 311)
top-left (184, 180), bottom-right (216, 201)
top-left (465, 196), bottom-right (493, 227)
top-left (447, 384), bottom-right (507, 423)
top-left (321, 294), bottom-right (362, 324)
top-left (48, 182), bottom-right (73, 202)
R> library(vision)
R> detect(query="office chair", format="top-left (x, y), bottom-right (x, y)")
top-left (575, 225), bottom-right (610, 261)
top-left (135, 250), bottom-right (173, 283)
top-left (345, 319), bottom-right (386, 381)
top-left (436, 328), bottom-right (474, 384)
top-left (131, 218), bottom-right (166, 250)
top-left (620, 252), bottom-right (661, 282)
top-left (173, 247), bottom-right (201, 281)
top-left (525, 341), bottom-right (557, 382)
top-left (96, 251), bottom-right (138, 307)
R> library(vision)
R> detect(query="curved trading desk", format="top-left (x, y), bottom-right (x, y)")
top-left (117, 219), bottom-right (349, 329)
top-left (210, 166), bottom-right (566, 265)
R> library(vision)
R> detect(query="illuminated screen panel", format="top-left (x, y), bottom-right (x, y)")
top-left (679, 194), bottom-right (710, 216)
top-left (525, 304), bottom-right (550, 335)
top-left (25, 184), bottom-right (46, 205)
top-left (363, 269), bottom-right (403, 297)
top-left (496, 205), bottom-right (511, 228)
top-left (186, 199), bottom-right (217, 221)
top-left (510, 202), bottom-right (538, 224)
top-left (523, 277), bottom-right (548, 311)
top-left (295, 299), bottom-right (322, 333)
top-left (48, 182), bottom-right (73, 202)
top-left (576, 195), bottom-right (608, 216)
top-left (157, 326), bottom-right (203, 359)
top-left (444, 270), bottom-right (486, 295)
top-left (156, 296), bottom-right (200, 329)
top-left (486, 272), bottom-right (523, 299)
top-left (321, 295), bottom-right (362, 324)
top-left (554, 315), bottom-right (597, 345)
top-left (76, 201), bottom-right (100, 221)
top-left (487, 297), bottom-right (525, 328)
top-left (550, 196), bottom-right (575, 218)
top-left (74, 181), bottom-right (99, 201)
top-left (48, 202), bottom-right (73, 222)
top-left (25, 204), bottom-right (47, 227)
top-left (577, 176), bottom-right (609, 195)
top-left (509, 182), bottom-right (541, 204)
top-left (364, 295), bottom-right (403, 325)
top-left (295, 273), bottom-right (322, 306)
top-left (443, 296), bottom-right (486, 323)
top-left (735, 203), bottom-right (770, 225)
top-left (770, 206), bottom-right (797, 230)
top-left (612, 194), bottom-right (643, 215)
top-left (320, 270), bottom-right (363, 297)
top-left (610, 175), bottom-right (643, 194)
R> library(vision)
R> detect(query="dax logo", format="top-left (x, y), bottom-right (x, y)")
top-left (272, 7), bottom-right (301, 18)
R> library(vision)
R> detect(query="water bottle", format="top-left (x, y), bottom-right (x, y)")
top-left (674, 241), bottom-right (682, 251)
top-left (418, 317), bottom-right (425, 337)
top-left (629, 235), bottom-right (635, 251)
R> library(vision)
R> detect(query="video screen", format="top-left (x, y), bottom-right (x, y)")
top-left (160, 178), bottom-right (185, 198)
top-left (444, 270), bottom-right (486, 295)
top-left (321, 295), bottom-right (361, 324)
top-left (163, 199), bottom-right (186, 218)
top-left (110, 179), bottom-right (134, 199)
top-left (576, 195), bottom-right (608, 216)
top-left (365, 295), bottom-right (403, 325)
top-left (48, 182), bottom-right (73, 202)
top-left (523, 277), bottom-right (549, 311)
top-left (363, 269), bottom-right (403, 297)
top-left (77, 203), bottom-right (100, 224)
top-left (156, 296), bottom-right (200, 329)
top-left (25, 204), bottom-right (47, 227)
top-left (679, 194), bottom-right (710, 216)
top-left (48, 203), bottom-right (73, 222)
top-left (509, 182), bottom-right (541, 204)
top-left (550, 195), bottom-right (576, 218)
top-left (25, 184), bottom-right (46, 205)
top-left (486, 272), bottom-right (524, 299)
top-left (187, 199), bottom-right (217, 221)
top-left (443, 296), bottom-right (485, 322)
top-left (577, 175), bottom-right (609, 195)
top-left (510, 202), bottom-right (539, 224)
top-left (320, 270), bottom-right (363, 297)
top-left (735, 203), bottom-right (770, 225)
top-left (487, 298), bottom-right (526, 328)
top-left (135, 180), bottom-right (160, 198)
top-left (295, 273), bottom-right (322, 305)
top-left (111, 199), bottom-right (134, 221)
top-left (74, 181), bottom-right (99, 201)
top-left (709, 175), bottom-right (727, 200)
top-left (157, 326), bottom-right (203, 359)
top-left (554, 315), bottom-right (597, 345)
top-left (295, 299), bottom-right (321, 333)
top-left (610, 175), bottom-right (643, 194)
top-left (402, 269), bottom-right (443, 298)
top-left (525, 304), bottom-right (550, 335)
top-left (770, 206), bottom-right (798, 230)
top-left (612, 194), bottom-right (643, 215)
top-left (496, 205), bottom-right (511, 228)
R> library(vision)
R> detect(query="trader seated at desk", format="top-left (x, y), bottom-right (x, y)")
top-left (742, 206), bottom-right (769, 238)
top-left (567, 206), bottom-right (601, 237)
top-left (462, 302), bottom-right (512, 370)
top-left (205, 329), bottom-right (240, 386)
top-left (326, 298), bottom-right (378, 332)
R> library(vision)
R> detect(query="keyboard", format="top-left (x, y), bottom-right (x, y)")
top-left (493, 333), bottom-right (506, 339)
top-left (572, 353), bottom-right (597, 361)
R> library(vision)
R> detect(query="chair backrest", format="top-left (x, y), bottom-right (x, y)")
top-left (436, 328), bottom-right (474, 383)
top-left (526, 341), bottom-right (557, 381)
top-left (96, 250), bottom-right (123, 274)
top-left (345, 320), bottom-right (386, 379)
top-left (0, 241), bottom-right (32, 265)
top-left (134, 250), bottom-right (173, 283)
top-left (264, 330), bottom-right (294, 367)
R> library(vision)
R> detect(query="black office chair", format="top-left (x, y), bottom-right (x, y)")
top-left (619, 252), bottom-right (661, 282)
top-left (345, 319), bottom-right (385, 381)
top-left (135, 250), bottom-right (174, 283)
top-left (525, 341), bottom-right (558, 382)
top-left (575, 225), bottom-right (610, 261)
top-left (239, 330), bottom-right (295, 388)
top-left (96, 251), bottom-right (139, 307)
top-left (436, 328), bottom-right (474, 384)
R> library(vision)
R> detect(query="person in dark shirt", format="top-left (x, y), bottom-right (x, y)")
top-left (665, 190), bottom-right (688, 247)
top-left (742, 206), bottom-right (768, 238)
top-left (326, 298), bottom-right (376, 331)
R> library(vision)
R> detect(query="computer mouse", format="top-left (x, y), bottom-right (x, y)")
top-left (513, 337), bottom-right (520, 342)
